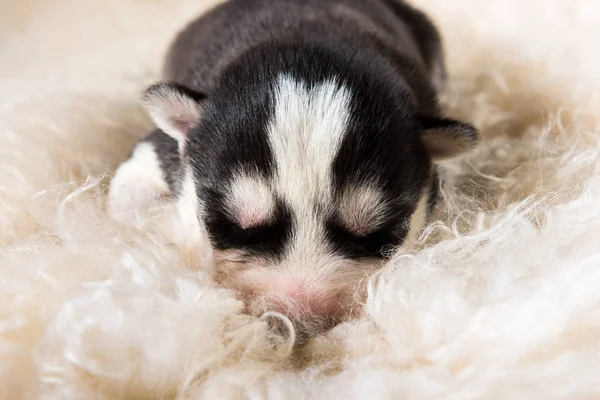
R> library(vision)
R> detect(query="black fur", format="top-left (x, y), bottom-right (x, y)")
top-left (164, 0), bottom-right (434, 93)
top-left (382, 0), bottom-right (447, 84)
top-left (204, 191), bottom-right (293, 258)
top-left (142, 129), bottom-right (182, 194)
top-left (185, 41), bottom-right (433, 259)
top-left (135, 0), bottom-right (475, 259)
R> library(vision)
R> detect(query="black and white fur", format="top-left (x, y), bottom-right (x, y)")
top-left (109, 0), bottom-right (478, 340)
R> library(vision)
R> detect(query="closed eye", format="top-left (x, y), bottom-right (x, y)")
top-left (209, 210), bottom-right (286, 246)
top-left (203, 195), bottom-right (293, 258)
top-left (325, 219), bottom-right (401, 259)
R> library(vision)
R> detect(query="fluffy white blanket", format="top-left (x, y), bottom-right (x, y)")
top-left (2, 0), bottom-right (600, 398)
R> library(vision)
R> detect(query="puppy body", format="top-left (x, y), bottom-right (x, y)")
top-left (165, 0), bottom-right (443, 98)
top-left (110, 0), bottom-right (478, 340)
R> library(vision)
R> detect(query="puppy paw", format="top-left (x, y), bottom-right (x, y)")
top-left (108, 141), bottom-right (171, 224)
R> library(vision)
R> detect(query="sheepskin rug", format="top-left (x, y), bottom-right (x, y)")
top-left (2, 0), bottom-right (600, 398)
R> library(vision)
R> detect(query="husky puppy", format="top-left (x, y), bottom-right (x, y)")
top-left (110, 0), bottom-right (478, 341)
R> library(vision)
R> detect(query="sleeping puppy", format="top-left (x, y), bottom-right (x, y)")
top-left (109, 0), bottom-right (478, 342)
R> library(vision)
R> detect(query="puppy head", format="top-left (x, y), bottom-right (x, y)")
top-left (142, 52), bottom-right (478, 340)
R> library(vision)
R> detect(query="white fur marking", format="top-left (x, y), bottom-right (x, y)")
top-left (267, 75), bottom-right (352, 207)
top-left (172, 165), bottom-right (205, 259)
top-left (226, 174), bottom-right (276, 229)
top-left (266, 74), bottom-right (353, 273)
top-left (109, 142), bottom-right (170, 205)
top-left (338, 185), bottom-right (389, 236)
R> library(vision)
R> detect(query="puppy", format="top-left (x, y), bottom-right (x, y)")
top-left (109, 0), bottom-right (478, 341)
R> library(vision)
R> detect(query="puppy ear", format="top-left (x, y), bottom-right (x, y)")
top-left (419, 115), bottom-right (479, 161)
top-left (142, 82), bottom-right (206, 147)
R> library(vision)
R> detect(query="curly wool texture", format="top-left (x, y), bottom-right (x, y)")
top-left (1, 0), bottom-right (600, 398)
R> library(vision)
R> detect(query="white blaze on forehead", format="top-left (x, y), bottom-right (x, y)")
top-left (266, 74), bottom-right (353, 262)
top-left (226, 173), bottom-right (276, 229)
top-left (338, 184), bottom-right (389, 236)
top-left (267, 74), bottom-right (352, 207)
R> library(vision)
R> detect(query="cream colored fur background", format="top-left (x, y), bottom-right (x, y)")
top-left (2, 0), bottom-right (600, 398)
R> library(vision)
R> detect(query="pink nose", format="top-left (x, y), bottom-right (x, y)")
top-left (263, 279), bottom-right (309, 312)
top-left (271, 280), bottom-right (304, 301)
top-left (260, 278), bottom-right (342, 320)
top-left (237, 271), bottom-right (350, 324)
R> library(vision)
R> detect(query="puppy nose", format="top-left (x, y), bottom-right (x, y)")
top-left (240, 272), bottom-right (348, 322)
top-left (265, 279), bottom-right (310, 311)
top-left (275, 280), bottom-right (305, 301)
top-left (263, 279), bottom-right (338, 319)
